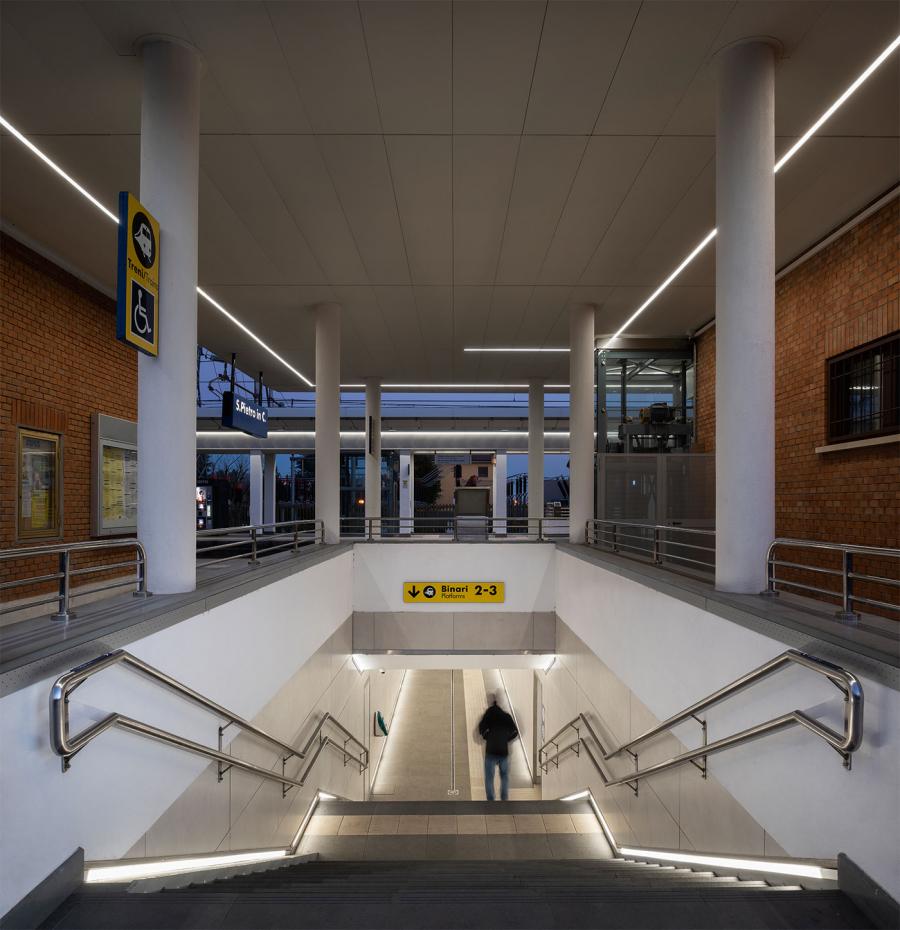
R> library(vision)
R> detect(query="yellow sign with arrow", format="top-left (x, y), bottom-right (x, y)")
top-left (403, 582), bottom-right (505, 604)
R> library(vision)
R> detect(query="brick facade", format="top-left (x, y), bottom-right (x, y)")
top-left (693, 198), bottom-right (899, 549)
top-left (0, 233), bottom-right (138, 596)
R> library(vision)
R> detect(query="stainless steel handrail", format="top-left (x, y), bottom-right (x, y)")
top-left (538, 649), bottom-right (863, 795)
top-left (0, 539), bottom-right (149, 623)
top-left (50, 649), bottom-right (368, 795)
top-left (197, 519), bottom-right (324, 566)
top-left (586, 519), bottom-right (715, 572)
top-left (765, 538), bottom-right (899, 623)
top-left (341, 516), bottom-right (568, 542)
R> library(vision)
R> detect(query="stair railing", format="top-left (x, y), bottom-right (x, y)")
top-left (539, 649), bottom-right (862, 797)
top-left (50, 649), bottom-right (369, 799)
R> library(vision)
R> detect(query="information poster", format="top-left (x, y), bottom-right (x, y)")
top-left (101, 445), bottom-right (138, 527)
top-left (17, 428), bottom-right (61, 539)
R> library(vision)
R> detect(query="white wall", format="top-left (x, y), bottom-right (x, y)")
top-left (554, 549), bottom-right (900, 900)
top-left (123, 617), bottom-right (404, 860)
top-left (0, 551), bottom-right (355, 918)
top-left (353, 543), bottom-right (556, 613)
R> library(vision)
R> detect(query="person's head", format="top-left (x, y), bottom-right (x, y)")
top-left (487, 690), bottom-right (500, 706)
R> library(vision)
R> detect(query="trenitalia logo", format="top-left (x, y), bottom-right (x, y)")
top-left (234, 398), bottom-right (268, 423)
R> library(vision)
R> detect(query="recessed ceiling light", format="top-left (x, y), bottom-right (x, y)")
top-left (463, 347), bottom-right (569, 353)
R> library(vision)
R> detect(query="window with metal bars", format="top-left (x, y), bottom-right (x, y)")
top-left (826, 333), bottom-right (899, 443)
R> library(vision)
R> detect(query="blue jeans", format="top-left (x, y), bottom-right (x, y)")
top-left (484, 754), bottom-right (510, 801)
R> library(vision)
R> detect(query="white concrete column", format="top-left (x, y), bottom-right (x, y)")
top-left (492, 452), bottom-right (507, 535)
top-left (249, 452), bottom-right (263, 527)
top-left (365, 379), bottom-right (382, 523)
top-left (399, 452), bottom-right (413, 535)
top-left (137, 39), bottom-right (200, 593)
top-left (315, 302), bottom-right (341, 543)
top-left (528, 381), bottom-right (544, 528)
top-left (715, 40), bottom-right (776, 593)
top-left (569, 304), bottom-right (595, 543)
top-left (263, 453), bottom-right (277, 527)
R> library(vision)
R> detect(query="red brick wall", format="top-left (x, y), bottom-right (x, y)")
top-left (693, 198), bottom-right (899, 549)
top-left (0, 233), bottom-right (138, 596)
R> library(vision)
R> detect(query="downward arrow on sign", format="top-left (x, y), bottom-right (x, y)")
top-left (408, 585), bottom-right (421, 598)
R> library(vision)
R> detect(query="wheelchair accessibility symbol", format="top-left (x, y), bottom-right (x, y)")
top-left (131, 281), bottom-right (155, 341)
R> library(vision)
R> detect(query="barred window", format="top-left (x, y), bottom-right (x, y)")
top-left (827, 333), bottom-right (899, 443)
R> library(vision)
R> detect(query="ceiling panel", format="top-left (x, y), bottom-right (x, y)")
top-left (199, 136), bottom-right (326, 285)
top-left (250, 136), bottom-right (369, 286)
top-left (539, 135), bottom-right (657, 284)
top-left (331, 285), bottom-right (393, 380)
top-left (386, 135), bottom-right (452, 286)
top-left (452, 135), bottom-right (519, 285)
top-left (178, 2), bottom-right (311, 134)
top-left (413, 286), bottom-right (454, 379)
top-left (317, 135), bottom-right (410, 286)
top-left (579, 136), bottom-right (714, 285)
top-left (775, 137), bottom-right (900, 266)
top-left (0, 4), bottom-right (140, 133)
top-left (361, 1), bottom-right (452, 133)
top-left (371, 286), bottom-right (429, 378)
top-left (268, 1), bottom-right (380, 133)
top-left (495, 135), bottom-right (588, 284)
top-left (600, 284), bottom-right (714, 339)
top-left (452, 0), bottom-right (546, 134)
top-left (525, 1), bottom-right (640, 134)
top-left (593, 1), bottom-right (732, 135)
top-left (476, 285), bottom-right (536, 380)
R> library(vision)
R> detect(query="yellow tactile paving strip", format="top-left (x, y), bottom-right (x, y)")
top-left (306, 812), bottom-right (598, 836)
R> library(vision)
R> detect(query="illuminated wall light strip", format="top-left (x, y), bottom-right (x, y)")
top-left (618, 847), bottom-right (836, 881)
top-left (0, 113), bottom-right (314, 388)
top-left (196, 430), bottom-right (574, 438)
top-left (85, 848), bottom-right (286, 884)
top-left (607, 35), bottom-right (900, 346)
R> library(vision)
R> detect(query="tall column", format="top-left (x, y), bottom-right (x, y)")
top-left (528, 381), bottom-right (544, 528)
top-left (492, 451), bottom-right (507, 535)
top-left (569, 304), bottom-right (595, 543)
top-left (365, 379), bottom-right (382, 524)
top-left (399, 452), bottom-right (413, 535)
top-left (137, 39), bottom-right (200, 593)
top-left (249, 452), bottom-right (263, 526)
top-left (263, 453), bottom-right (277, 527)
top-left (315, 302), bottom-right (341, 543)
top-left (715, 40), bottom-right (776, 593)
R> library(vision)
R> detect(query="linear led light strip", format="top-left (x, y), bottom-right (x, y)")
top-left (559, 790), bottom-right (834, 881)
top-left (196, 430), bottom-right (576, 438)
top-left (598, 34), bottom-right (900, 350)
top-left (0, 112), bottom-right (318, 386)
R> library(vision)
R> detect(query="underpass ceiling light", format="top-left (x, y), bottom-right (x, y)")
top-left (0, 112), bottom-right (314, 388)
top-left (604, 34), bottom-right (900, 347)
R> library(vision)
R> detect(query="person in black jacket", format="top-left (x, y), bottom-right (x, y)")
top-left (478, 692), bottom-right (519, 801)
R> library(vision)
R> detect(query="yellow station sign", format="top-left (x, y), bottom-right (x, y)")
top-left (403, 582), bottom-right (505, 604)
top-left (117, 191), bottom-right (160, 356)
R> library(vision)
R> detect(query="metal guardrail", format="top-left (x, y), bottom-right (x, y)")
top-left (197, 519), bottom-right (323, 566)
top-left (340, 516), bottom-right (568, 542)
top-left (0, 539), bottom-right (149, 623)
top-left (765, 538), bottom-right (900, 624)
top-left (586, 519), bottom-right (715, 573)
top-left (50, 649), bottom-right (368, 796)
top-left (539, 649), bottom-right (863, 796)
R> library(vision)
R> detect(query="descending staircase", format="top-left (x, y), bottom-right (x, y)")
top-left (38, 801), bottom-right (873, 929)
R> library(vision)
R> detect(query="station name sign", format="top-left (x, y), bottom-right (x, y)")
top-left (116, 192), bottom-right (160, 357)
top-left (221, 391), bottom-right (268, 438)
top-left (403, 582), bottom-right (505, 604)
